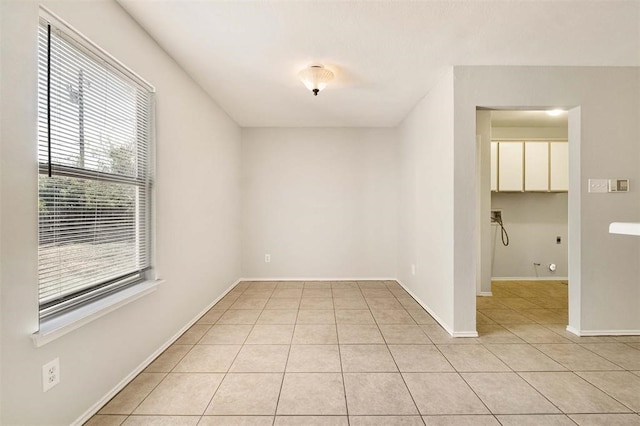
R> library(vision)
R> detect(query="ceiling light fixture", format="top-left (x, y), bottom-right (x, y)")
top-left (298, 65), bottom-right (334, 96)
top-left (546, 109), bottom-right (565, 117)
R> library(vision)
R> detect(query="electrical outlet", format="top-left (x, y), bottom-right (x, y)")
top-left (42, 358), bottom-right (60, 392)
top-left (411, 264), bottom-right (416, 276)
top-left (588, 179), bottom-right (608, 193)
top-left (264, 254), bottom-right (271, 263)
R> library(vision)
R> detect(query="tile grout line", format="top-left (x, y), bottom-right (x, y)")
top-left (200, 281), bottom-right (252, 418)
top-left (470, 282), bottom-right (562, 423)
top-left (431, 336), bottom-right (497, 420)
top-left (509, 369), bottom-right (567, 416)
top-left (365, 280), bottom-right (424, 423)
top-left (487, 281), bottom-right (640, 418)
top-left (111, 286), bottom-right (243, 420)
top-left (480, 342), bottom-right (569, 373)
top-left (122, 283), bottom-right (246, 421)
top-left (569, 371), bottom-right (639, 415)
top-left (331, 281), bottom-right (351, 425)
top-left (270, 280), bottom-right (295, 424)
top-left (575, 341), bottom-right (635, 372)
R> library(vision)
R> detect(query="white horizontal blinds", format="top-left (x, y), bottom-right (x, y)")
top-left (37, 18), bottom-right (152, 319)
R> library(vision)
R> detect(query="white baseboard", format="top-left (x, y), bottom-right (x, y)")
top-left (492, 277), bottom-right (568, 281)
top-left (566, 325), bottom-right (640, 337)
top-left (241, 277), bottom-right (396, 282)
top-left (72, 278), bottom-right (242, 426)
top-left (395, 279), bottom-right (478, 338)
top-left (477, 292), bottom-right (493, 297)
top-left (565, 325), bottom-right (580, 336)
top-left (452, 331), bottom-right (480, 338)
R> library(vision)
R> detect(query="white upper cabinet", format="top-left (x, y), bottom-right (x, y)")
top-left (497, 142), bottom-right (523, 191)
top-left (492, 140), bottom-right (568, 192)
top-left (490, 142), bottom-right (498, 192)
top-left (550, 142), bottom-right (569, 191)
top-left (525, 142), bottom-right (549, 191)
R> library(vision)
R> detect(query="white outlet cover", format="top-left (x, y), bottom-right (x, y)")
top-left (42, 358), bottom-right (60, 392)
top-left (588, 179), bottom-right (608, 193)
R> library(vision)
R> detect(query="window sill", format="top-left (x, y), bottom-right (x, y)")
top-left (32, 280), bottom-right (163, 348)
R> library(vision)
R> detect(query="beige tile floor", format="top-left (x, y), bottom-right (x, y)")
top-left (88, 280), bottom-right (640, 425)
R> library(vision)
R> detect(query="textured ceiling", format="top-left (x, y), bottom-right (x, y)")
top-left (118, 0), bottom-right (640, 127)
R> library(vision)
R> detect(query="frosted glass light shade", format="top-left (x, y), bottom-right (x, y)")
top-left (298, 65), bottom-right (334, 96)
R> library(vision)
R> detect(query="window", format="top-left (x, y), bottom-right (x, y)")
top-left (37, 15), bottom-right (154, 321)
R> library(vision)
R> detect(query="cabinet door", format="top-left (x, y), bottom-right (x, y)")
top-left (525, 142), bottom-right (549, 191)
top-left (490, 142), bottom-right (498, 191)
top-left (550, 142), bottom-right (569, 191)
top-left (498, 142), bottom-right (523, 191)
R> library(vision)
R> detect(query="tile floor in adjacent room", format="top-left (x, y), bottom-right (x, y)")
top-left (87, 280), bottom-right (640, 425)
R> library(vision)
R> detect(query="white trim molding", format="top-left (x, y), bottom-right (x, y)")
top-left (40, 6), bottom-right (155, 91)
top-left (492, 277), bottom-right (568, 281)
top-left (477, 292), bottom-right (493, 297)
top-left (567, 325), bottom-right (640, 337)
top-left (241, 277), bottom-right (397, 282)
top-left (395, 279), bottom-right (478, 338)
top-left (33, 280), bottom-right (163, 347)
top-left (452, 331), bottom-right (480, 338)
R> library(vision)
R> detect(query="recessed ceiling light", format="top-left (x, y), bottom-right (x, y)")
top-left (546, 109), bottom-right (565, 117)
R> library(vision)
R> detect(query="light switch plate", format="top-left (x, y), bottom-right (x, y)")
top-left (609, 179), bottom-right (629, 192)
top-left (588, 179), bottom-right (608, 193)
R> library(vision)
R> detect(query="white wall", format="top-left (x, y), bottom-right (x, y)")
top-left (398, 70), bottom-right (457, 332)
top-left (0, 1), bottom-right (241, 424)
top-left (241, 128), bottom-right (397, 279)
top-left (492, 126), bottom-right (568, 139)
top-left (454, 66), bottom-right (640, 334)
top-left (491, 192), bottom-right (568, 278)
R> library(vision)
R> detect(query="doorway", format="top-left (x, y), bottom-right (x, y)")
top-left (476, 109), bottom-right (570, 333)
